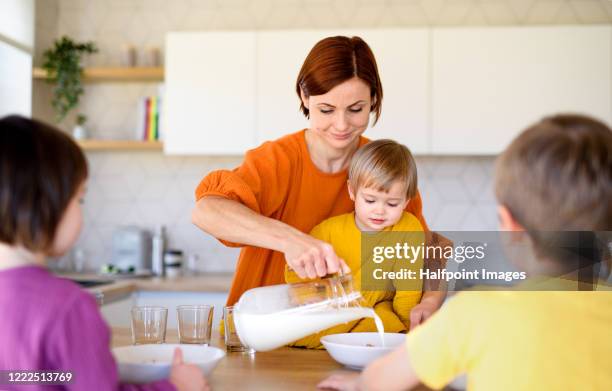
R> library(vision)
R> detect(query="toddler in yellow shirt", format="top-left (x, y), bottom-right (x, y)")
top-left (285, 139), bottom-right (428, 349)
top-left (318, 114), bottom-right (612, 390)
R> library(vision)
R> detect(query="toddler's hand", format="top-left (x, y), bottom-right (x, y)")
top-left (317, 373), bottom-right (360, 391)
top-left (409, 300), bottom-right (438, 330)
top-left (169, 347), bottom-right (209, 391)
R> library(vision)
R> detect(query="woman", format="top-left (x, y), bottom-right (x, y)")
top-left (192, 36), bottom-right (443, 327)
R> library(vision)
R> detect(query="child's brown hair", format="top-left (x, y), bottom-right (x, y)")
top-left (495, 114), bottom-right (611, 277)
top-left (495, 114), bottom-right (611, 232)
top-left (348, 139), bottom-right (417, 198)
top-left (0, 115), bottom-right (88, 252)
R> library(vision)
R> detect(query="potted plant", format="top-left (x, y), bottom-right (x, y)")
top-left (42, 36), bottom-right (97, 138)
top-left (72, 114), bottom-right (88, 140)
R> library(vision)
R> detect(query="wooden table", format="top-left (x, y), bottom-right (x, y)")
top-left (112, 328), bottom-right (431, 391)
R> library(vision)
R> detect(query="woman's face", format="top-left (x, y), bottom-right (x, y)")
top-left (50, 181), bottom-right (86, 257)
top-left (302, 77), bottom-right (372, 150)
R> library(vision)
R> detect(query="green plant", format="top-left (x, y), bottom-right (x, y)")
top-left (42, 36), bottom-right (98, 124)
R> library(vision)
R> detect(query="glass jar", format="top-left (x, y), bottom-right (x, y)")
top-left (285, 274), bottom-right (362, 309)
top-left (233, 274), bottom-right (374, 352)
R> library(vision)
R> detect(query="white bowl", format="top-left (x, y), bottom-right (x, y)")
top-left (321, 333), bottom-right (406, 370)
top-left (112, 344), bottom-right (225, 383)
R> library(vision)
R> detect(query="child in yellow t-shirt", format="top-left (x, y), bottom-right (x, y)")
top-left (285, 139), bottom-right (428, 349)
top-left (319, 114), bottom-right (612, 391)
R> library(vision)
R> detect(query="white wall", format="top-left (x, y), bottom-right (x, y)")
top-left (0, 0), bottom-right (34, 117)
top-left (0, 41), bottom-right (32, 117)
top-left (0, 0), bottom-right (34, 49)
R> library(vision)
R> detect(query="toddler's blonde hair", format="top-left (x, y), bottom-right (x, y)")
top-left (348, 139), bottom-right (417, 198)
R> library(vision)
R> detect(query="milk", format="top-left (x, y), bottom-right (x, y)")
top-left (234, 305), bottom-right (385, 352)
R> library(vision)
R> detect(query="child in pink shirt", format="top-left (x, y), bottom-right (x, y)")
top-left (0, 115), bottom-right (209, 391)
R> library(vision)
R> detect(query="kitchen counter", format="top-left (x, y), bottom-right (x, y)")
top-left (59, 272), bottom-right (234, 304)
top-left (111, 327), bottom-right (431, 391)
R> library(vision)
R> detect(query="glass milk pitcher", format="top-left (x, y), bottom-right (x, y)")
top-left (233, 274), bottom-right (375, 351)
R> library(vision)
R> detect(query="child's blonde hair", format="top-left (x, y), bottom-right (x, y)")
top-left (348, 139), bottom-right (417, 198)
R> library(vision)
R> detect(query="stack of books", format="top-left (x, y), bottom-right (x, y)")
top-left (139, 96), bottom-right (161, 141)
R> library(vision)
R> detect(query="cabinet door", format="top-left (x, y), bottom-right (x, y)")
top-left (164, 32), bottom-right (256, 154)
top-left (255, 29), bottom-right (340, 143)
top-left (0, 0), bottom-right (33, 118)
top-left (346, 29), bottom-right (430, 154)
top-left (256, 29), bottom-right (430, 154)
top-left (432, 26), bottom-right (611, 155)
top-left (100, 294), bottom-right (136, 328)
top-left (0, 0), bottom-right (34, 48)
top-left (0, 40), bottom-right (31, 117)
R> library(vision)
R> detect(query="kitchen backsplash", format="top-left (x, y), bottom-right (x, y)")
top-left (34, 0), bottom-right (609, 272)
top-left (60, 153), bottom-right (497, 272)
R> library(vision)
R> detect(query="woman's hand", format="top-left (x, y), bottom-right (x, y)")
top-left (169, 348), bottom-right (210, 391)
top-left (283, 231), bottom-right (351, 279)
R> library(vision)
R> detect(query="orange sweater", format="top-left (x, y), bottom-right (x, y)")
top-left (195, 130), bottom-right (428, 305)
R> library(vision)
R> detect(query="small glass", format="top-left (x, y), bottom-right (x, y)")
top-left (223, 306), bottom-right (255, 354)
top-left (130, 306), bottom-right (168, 344)
top-left (177, 305), bottom-right (213, 345)
top-left (94, 292), bottom-right (104, 307)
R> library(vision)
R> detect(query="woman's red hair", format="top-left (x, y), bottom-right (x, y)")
top-left (296, 36), bottom-right (383, 125)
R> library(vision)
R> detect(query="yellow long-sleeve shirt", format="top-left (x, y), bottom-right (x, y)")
top-left (285, 211), bottom-right (424, 349)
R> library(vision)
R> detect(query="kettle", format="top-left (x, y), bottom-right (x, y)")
top-left (111, 226), bottom-right (152, 272)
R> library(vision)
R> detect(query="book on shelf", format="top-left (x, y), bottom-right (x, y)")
top-left (137, 95), bottom-right (162, 141)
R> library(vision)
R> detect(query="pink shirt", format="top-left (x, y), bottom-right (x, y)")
top-left (0, 265), bottom-right (174, 391)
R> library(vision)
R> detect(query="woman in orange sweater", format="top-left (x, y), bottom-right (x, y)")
top-left (192, 36), bottom-right (444, 327)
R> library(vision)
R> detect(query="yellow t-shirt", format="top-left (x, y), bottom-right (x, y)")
top-left (406, 283), bottom-right (612, 390)
top-left (285, 211), bottom-right (425, 349)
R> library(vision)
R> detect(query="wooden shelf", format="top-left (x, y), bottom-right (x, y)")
top-left (33, 67), bottom-right (164, 82)
top-left (76, 140), bottom-right (163, 151)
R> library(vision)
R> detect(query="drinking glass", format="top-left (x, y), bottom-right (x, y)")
top-left (223, 306), bottom-right (255, 354)
top-left (177, 305), bottom-right (214, 345)
top-left (130, 306), bottom-right (168, 344)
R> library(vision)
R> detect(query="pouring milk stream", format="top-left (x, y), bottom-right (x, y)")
top-left (233, 275), bottom-right (385, 352)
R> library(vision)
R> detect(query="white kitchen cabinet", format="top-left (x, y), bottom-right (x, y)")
top-left (0, 0), bottom-right (33, 118)
top-left (0, 40), bottom-right (31, 118)
top-left (164, 26), bottom-right (610, 156)
top-left (0, 0), bottom-right (34, 49)
top-left (345, 29), bottom-right (430, 154)
top-left (255, 30), bottom-right (335, 143)
top-left (163, 31), bottom-right (257, 155)
top-left (255, 29), bottom-right (430, 154)
top-left (98, 290), bottom-right (228, 329)
top-left (100, 293), bottom-right (136, 328)
top-left (431, 26), bottom-right (611, 154)
top-left (135, 291), bottom-right (228, 329)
